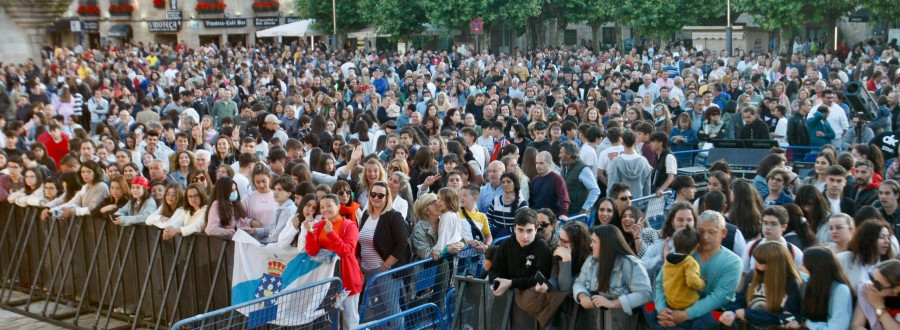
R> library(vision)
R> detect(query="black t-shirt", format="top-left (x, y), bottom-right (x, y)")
top-left (871, 131), bottom-right (899, 160)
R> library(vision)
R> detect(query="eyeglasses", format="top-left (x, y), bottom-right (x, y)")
top-left (369, 192), bottom-right (386, 200)
top-left (870, 272), bottom-right (894, 291)
top-left (654, 108), bottom-right (663, 112)
top-left (337, 190), bottom-right (351, 196)
top-left (618, 196), bottom-right (633, 201)
top-left (587, 98), bottom-right (595, 102)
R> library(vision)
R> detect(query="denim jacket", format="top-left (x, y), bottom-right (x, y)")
top-left (573, 254), bottom-right (652, 315)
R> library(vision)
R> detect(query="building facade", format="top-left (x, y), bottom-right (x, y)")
top-left (55, 0), bottom-right (300, 49)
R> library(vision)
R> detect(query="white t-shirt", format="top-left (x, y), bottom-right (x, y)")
top-left (774, 117), bottom-right (788, 147)
top-left (597, 145), bottom-right (625, 171)
top-left (580, 143), bottom-right (599, 175)
top-left (827, 196), bottom-right (842, 214)
top-left (469, 144), bottom-right (488, 173)
top-left (664, 154), bottom-right (678, 174)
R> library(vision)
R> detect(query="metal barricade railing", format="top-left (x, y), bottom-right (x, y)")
top-left (172, 277), bottom-right (342, 330)
top-left (358, 250), bottom-right (457, 326)
top-left (0, 203), bottom-right (234, 329)
top-left (353, 303), bottom-right (445, 330)
top-left (492, 235), bottom-right (510, 246)
top-left (631, 190), bottom-right (674, 230)
top-left (450, 277), bottom-right (513, 330)
top-left (560, 213), bottom-right (590, 227)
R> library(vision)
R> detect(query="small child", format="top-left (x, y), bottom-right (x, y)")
top-left (315, 184), bottom-right (331, 199)
top-left (662, 227), bottom-right (706, 310)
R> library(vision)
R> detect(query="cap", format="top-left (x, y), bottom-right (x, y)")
top-left (264, 114), bottom-right (282, 125)
top-left (132, 176), bottom-right (150, 190)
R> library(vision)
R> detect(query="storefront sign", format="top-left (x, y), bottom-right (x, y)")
top-left (204, 18), bottom-right (247, 28)
top-left (70, 21), bottom-right (82, 32)
top-left (166, 11), bottom-right (182, 20)
top-left (254, 17), bottom-right (279, 26)
top-left (285, 16), bottom-right (302, 24)
top-left (148, 20), bottom-right (182, 32)
top-left (83, 21), bottom-right (99, 31)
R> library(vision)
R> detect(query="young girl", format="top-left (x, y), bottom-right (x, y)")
top-left (114, 176), bottom-right (157, 226)
top-left (162, 184), bottom-right (208, 240)
top-left (205, 177), bottom-right (254, 238)
top-left (146, 183), bottom-right (184, 228)
top-left (431, 187), bottom-right (465, 259)
top-left (45, 160), bottom-right (109, 220)
top-left (669, 112), bottom-right (697, 166)
top-left (8, 167), bottom-right (44, 207)
top-left (719, 242), bottom-right (803, 328)
top-left (95, 175), bottom-right (131, 219)
top-left (802, 247), bottom-right (853, 329)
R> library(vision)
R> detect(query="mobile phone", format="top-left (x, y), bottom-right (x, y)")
top-left (492, 280), bottom-right (500, 291)
top-left (534, 271), bottom-right (547, 284)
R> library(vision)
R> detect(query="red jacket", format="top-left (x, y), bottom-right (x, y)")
top-left (36, 131), bottom-right (69, 168)
top-left (305, 217), bottom-right (363, 295)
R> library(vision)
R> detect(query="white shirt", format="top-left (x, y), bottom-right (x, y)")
top-left (807, 102), bottom-right (849, 140)
top-left (597, 145), bottom-right (625, 171)
top-left (774, 117), bottom-right (789, 147)
top-left (827, 196), bottom-right (842, 214)
top-left (469, 144), bottom-right (488, 173)
top-left (742, 237), bottom-right (804, 273)
top-left (580, 143), bottom-right (599, 175)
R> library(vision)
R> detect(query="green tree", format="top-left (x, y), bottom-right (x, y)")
top-left (294, 0), bottom-right (367, 42)
top-left (358, 0), bottom-right (429, 38)
top-left (425, 0), bottom-right (540, 50)
top-left (859, 0), bottom-right (899, 42)
top-left (733, 0), bottom-right (806, 54)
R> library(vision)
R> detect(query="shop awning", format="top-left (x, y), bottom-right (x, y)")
top-left (108, 24), bottom-right (132, 38)
top-left (255, 19), bottom-right (325, 38)
top-left (348, 27), bottom-right (391, 39)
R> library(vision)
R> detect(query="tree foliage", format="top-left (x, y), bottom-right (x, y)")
top-left (294, 0), bottom-right (366, 35)
top-left (424, 0), bottom-right (540, 32)
top-left (358, 0), bottom-right (428, 37)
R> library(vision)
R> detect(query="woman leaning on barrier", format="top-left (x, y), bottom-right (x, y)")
top-left (145, 183), bottom-right (184, 229)
top-left (43, 160), bottom-right (109, 220)
top-left (7, 167), bottom-right (43, 207)
top-left (93, 174), bottom-right (130, 219)
top-left (204, 176), bottom-right (257, 238)
top-left (113, 176), bottom-right (157, 226)
top-left (411, 193), bottom-right (439, 260)
top-left (572, 225), bottom-right (652, 329)
top-left (161, 183), bottom-right (208, 240)
top-left (356, 181), bottom-right (410, 325)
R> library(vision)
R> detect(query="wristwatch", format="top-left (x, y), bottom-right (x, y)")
top-left (876, 306), bottom-right (888, 317)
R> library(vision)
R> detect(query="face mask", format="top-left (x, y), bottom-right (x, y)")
top-left (509, 131), bottom-right (516, 139)
top-left (229, 191), bottom-right (238, 202)
top-left (423, 97), bottom-right (431, 102)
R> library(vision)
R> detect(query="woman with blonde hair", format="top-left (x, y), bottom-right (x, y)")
top-left (719, 242), bottom-right (803, 328)
top-left (357, 158), bottom-right (387, 208)
top-left (650, 103), bottom-right (674, 134)
top-left (435, 92), bottom-right (453, 113)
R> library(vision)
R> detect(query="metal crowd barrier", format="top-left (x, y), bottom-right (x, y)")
top-left (357, 245), bottom-right (488, 329)
top-left (172, 277), bottom-right (342, 330)
top-left (632, 190), bottom-right (674, 230)
top-left (353, 303), bottom-right (445, 330)
top-left (450, 277), bottom-right (513, 330)
top-left (0, 203), bottom-right (234, 329)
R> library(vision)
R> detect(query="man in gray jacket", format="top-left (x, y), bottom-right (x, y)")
top-left (606, 130), bottom-right (652, 199)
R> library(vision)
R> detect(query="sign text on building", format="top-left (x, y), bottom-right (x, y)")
top-left (148, 20), bottom-right (182, 32)
top-left (204, 19), bottom-right (247, 28)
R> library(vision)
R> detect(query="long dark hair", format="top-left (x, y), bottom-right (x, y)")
top-left (794, 185), bottom-right (831, 234)
top-left (661, 202), bottom-right (698, 238)
top-left (60, 172), bottom-right (82, 202)
top-left (500, 172), bottom-right (520, 203)
top-left (782, 203), bottom-right (816, 249)
top-left (596, 197), bottom-right (622, 229)
top-left (803, 247), bottom-right (853, 322)
top-left (562, 221), bottom-right (592, 279)
top-left (729, 180), bottom-right (764, 240)
top-left (209, 177), bottom-right (247, 227)
top-left (592, 225), bottom-right (635, 293)
top-left (849, 220), bottom-right (894, 265)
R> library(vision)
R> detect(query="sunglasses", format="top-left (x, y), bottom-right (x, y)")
top-left (538, 222), bottom-right (551, 229)
top-left (370, 192), bottom-right (386, 200)
top-left (337, 190), bottom-right (351, 196)
top-left (618, 196), bottom-right (633, 201)
top-left (192, 176), bottom-right (207, 182)
top-left (870, 272), bottom-right (894, 291)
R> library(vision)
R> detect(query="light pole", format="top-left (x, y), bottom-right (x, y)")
top-left (725, 0), bottom-right (732, 56)
top-left (331, 0), bottom-right (337, 50)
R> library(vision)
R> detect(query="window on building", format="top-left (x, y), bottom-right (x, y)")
top-left (602, 27), bottom-right (615, 45)
top-left (564, 30), bottom-right (577, 46)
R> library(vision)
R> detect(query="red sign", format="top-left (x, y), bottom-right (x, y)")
top-left (470, 17), bottom-right (483, 34)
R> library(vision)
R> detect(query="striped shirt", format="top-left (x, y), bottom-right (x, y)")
top-left (358, 214), bottom-right (383, 271)
top-left (486, 195), bottom-right (528, 228)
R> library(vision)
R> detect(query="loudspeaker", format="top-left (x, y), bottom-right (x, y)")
top-left (845, 81), bottom-right (877, 121)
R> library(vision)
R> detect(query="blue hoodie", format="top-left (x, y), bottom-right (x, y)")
top-left (713, 93), bottom-right (731, 111)
top-left (807, 112), bottom-right (835, 146)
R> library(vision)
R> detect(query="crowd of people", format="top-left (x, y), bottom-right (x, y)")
top-left (0, 37), bottom-right (899, 329)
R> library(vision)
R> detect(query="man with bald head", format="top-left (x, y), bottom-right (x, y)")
top-left (477, 161), bottom-right (506, 212)
top-left (530, 151), bottom-right (570, 216)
